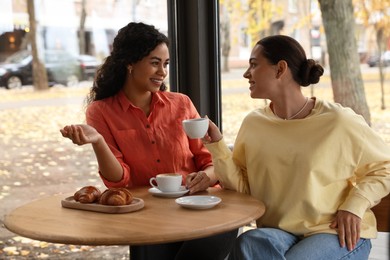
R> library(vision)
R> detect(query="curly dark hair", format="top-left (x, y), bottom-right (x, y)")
top-left (86, 22), bottom-right (169, 103)
top-left (257, 35), bottom-right (324, 87)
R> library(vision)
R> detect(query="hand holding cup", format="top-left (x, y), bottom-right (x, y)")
top-left (201, 116), bottom-right (223, 144)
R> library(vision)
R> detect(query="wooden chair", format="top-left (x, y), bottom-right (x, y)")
top-left (371, 193), bottom-right (390, 232)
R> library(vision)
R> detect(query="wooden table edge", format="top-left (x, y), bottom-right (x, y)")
top-left (3, 188), bottom-right (265, 246)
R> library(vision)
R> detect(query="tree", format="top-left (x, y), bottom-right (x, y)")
top-left (318, 0), bottom-right (371, 125)
top-left (27, 0), bottom-right (49, 90)
top-left (220, 5), bottom-right (231, 72)
top-left (246, 0), bottom-right (282, 46)
top-left (79, 0), bottom-right (87, 55)
top-left (354, 0), bottom-right (390, 110)
top-left (219, 0), bottom-right (282, 72)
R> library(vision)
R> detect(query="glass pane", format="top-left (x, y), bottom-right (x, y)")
top-left (219, 1), bottom-right (259, 146)
top-left (219, 0), bottom-right (325, 145)
top-left (0, 0), bottom-right (168, 87)
top-left (219, 0), bottom-right (389, 144)
top-left (0, 1), bottom-right (168, 258)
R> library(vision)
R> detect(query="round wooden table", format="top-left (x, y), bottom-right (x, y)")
top-left (4, 187), bottom-right (265, 246)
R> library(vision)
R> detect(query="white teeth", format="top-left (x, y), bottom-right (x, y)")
top-left (151, 79), bottom-right (162, 84)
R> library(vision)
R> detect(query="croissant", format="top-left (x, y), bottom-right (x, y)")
top-left (74, 186), bottom-right (101, 203)
top-left (99, 188), bottom-right (133, 206)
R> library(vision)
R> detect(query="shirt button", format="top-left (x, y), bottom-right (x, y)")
top-left (151, 141), bottom-right (155, 144)
top-left (146, 124), bottom-right (150, 128)
top-left (157, 159), bottom-right (160, 163)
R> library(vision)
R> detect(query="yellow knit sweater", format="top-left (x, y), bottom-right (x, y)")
top-left (206, 99), bottom-right (390, 238)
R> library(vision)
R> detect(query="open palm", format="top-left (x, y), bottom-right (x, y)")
top-left (60, 124), bottom-right (101, 145)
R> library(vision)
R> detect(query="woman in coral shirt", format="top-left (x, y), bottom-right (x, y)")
top-left (60, 22), bottom-right (237, 260)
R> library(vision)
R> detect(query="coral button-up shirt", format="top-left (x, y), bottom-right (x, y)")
top-left (86, 90), bottom-right (213, 188)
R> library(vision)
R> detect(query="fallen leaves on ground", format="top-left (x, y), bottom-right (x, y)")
top-left (0, 236), bottom-right (129, 259)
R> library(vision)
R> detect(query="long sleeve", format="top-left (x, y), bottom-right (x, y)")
top-left (205, 139), bottom-right (250, 194)
top-left (86, 101), bottom-right (133, 188)
top-left (338, 110), bottom-right (390, 218)
top-left (206, 99), bottom-right (390, 238)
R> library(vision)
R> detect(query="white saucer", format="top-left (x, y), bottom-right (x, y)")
top-left (175, 195), bottom-right (222, 209)
top-left (148, 186), bottom-right (189, 198)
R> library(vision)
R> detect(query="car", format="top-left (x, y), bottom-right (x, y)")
top-left (77, 54), bottom-right (100, 81)
top-left (367, 51), bottom-right (390, 67)
top-left (0, 50), bottom-right (97, 89)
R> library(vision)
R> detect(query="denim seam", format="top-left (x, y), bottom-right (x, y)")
top-left (339, 239), bottom-right (371, 259)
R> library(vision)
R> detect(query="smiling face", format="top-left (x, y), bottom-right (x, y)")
top-left (129, 43), bottom-right (170, 93)
top-left (243, 44), bottom-right (278, 99)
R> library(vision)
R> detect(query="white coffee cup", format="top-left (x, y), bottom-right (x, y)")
top-left (182, 118), bottom-right (209, 139)
top-left (149, 173), bottom-right (182, 192)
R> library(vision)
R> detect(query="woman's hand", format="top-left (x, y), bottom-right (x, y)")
top-left (329, 210), bottom-right (361, 251)
top-left (60, 124), bottom-right (102, 145)
top-left (202, 116), bottom-right (223, 144)
top-left (186, 171), bottom-right (211, 194)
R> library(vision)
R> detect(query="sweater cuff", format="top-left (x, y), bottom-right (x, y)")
top-left (339, 194), bottom-right (371, 218)
top-left (205, 138), bottom-right (232, 159)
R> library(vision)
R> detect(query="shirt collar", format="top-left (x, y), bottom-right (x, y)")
top-left (118, 90), bottom-right (165, 112)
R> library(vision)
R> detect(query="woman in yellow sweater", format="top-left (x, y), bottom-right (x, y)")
top-left (204, 35), bottom-right (390, 259)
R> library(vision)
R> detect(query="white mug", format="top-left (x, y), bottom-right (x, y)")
top-left (182, 118), bottom-right (209, 139)
top-left (149, 173), bottom-right (182, 192)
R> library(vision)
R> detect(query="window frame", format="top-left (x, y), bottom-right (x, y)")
top-left (167, 0), bottom-right (223, 130)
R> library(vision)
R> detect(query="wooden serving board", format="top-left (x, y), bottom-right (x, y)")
top-left (61, 196), bottom-right (144, 214)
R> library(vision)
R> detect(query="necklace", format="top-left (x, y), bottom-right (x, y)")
top-left (274, 97), bottom-right (309, 120)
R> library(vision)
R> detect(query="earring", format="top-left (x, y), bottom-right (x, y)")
top-left (127, 66), bottom-right (132, 74)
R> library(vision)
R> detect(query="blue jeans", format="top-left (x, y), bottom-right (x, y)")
top-left (228, 228), bottom-right (372, 260)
